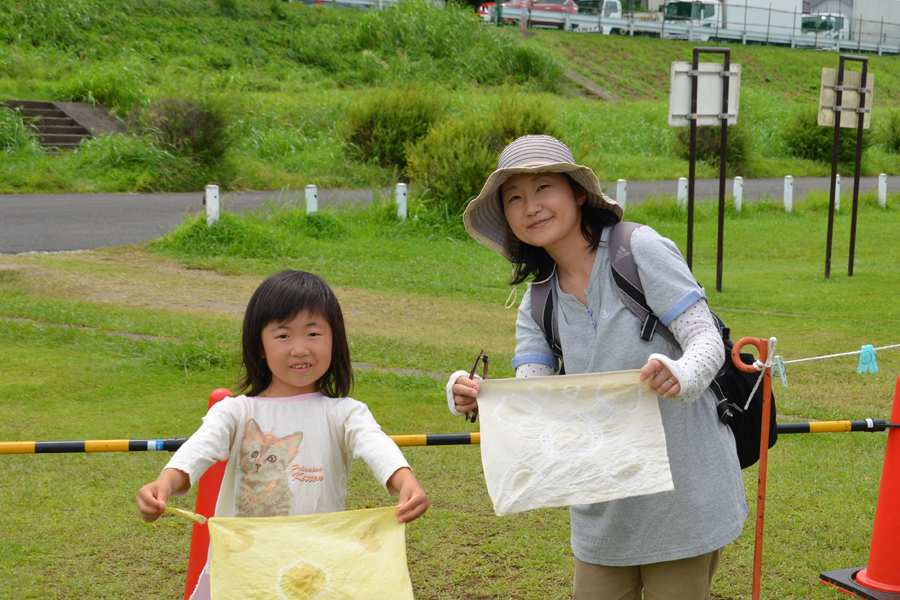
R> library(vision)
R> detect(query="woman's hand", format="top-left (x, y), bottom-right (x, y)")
top-left (388, 467), bottom-right (430, 524)
top-left (452, 375), bottom-right (480, 414)
top-left (640, 358), bottom-right (681, 399)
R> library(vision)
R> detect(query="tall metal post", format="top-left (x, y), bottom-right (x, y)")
top-left (687, 48), bottom-right (699, 270)
top-left (825, 58), bottom-right (845, 279)
top-left (716, 51), bottom-right (731, 293)
top-left (686, 47), bottom-right (732, 289)
top-left (849, 57), bottom-right (869, 276)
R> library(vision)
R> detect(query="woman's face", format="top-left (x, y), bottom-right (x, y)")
top-left (501, 172), bottom-right (586, 256)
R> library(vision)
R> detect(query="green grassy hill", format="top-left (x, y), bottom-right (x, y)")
top-left (1, 0), bottom-right (899, 199)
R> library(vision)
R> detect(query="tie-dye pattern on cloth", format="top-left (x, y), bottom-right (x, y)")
top-left (209, 506), bottom-right (413, 599)
top-left (477, 370), bottom-right (674, 516)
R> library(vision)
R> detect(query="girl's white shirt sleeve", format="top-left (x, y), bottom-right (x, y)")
top-left (333, 398), bottom-right (411, 490)
top-left (164, 398), bottom-right (243, 495)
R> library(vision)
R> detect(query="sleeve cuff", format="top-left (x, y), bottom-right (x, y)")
top-left (648, 353), bottom-right (701, 403)
top-left (511, 353), bottom-right (558, 371)
top-left (446, 370), bottom-right (472, 416)
top-left (659, 290), bottom-right (704, 326)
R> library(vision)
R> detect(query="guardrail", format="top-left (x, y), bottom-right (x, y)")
top-left (491, 7), bottom-right (900, 55)
top-left (294, 0), bottom-right (900, 56)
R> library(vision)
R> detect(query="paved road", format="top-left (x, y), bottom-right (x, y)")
top-left (1, 176), bottom-right (895, 254)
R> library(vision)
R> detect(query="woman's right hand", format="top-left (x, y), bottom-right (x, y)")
top-left (453, 375), bottom-right (480, 414)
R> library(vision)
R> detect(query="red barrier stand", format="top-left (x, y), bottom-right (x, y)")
top-left (183, 388), bottom-right (231, 600)
top-left (820, 374), bottom-right (900, 600)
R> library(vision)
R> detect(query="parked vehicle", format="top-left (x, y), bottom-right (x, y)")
top-left (804, 0), bottom-right (900, 46)
top-left (478, 0), bottom-right (579, 29)
top-left (662, 0), bottom-right (806, 41)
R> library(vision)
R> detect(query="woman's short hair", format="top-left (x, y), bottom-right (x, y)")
top-left (507, 174), bottom-right (619, 285)
top-left (239, 270), bottom-right (353, 398)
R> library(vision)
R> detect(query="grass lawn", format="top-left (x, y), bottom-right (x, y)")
top-left (1, 194), bottom-right (899, 599)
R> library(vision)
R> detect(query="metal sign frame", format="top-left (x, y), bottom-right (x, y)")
top-left (668, 48), bottom-right (740, 293)
top-left (819, 56), bottom-right (873, 279)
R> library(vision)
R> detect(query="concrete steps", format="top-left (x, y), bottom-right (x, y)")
top-left (2, 100), bottom-right (93, 152)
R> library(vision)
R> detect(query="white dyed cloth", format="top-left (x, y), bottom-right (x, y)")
top-left (478, 370), bottom-right (673, 517)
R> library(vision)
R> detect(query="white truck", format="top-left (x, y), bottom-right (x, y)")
top-left (804, 0), bottom-right (900, 48)
top-left (662, 0), bottom-right (808, 40)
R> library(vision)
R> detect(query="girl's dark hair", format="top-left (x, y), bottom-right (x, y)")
top-left (507, 174), bottom-right (619, 285)
top-left (239, 270), bottom-right (353, 398)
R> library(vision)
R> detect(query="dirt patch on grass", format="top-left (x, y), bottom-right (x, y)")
top-left (0, 249), bottom-right (518, 365)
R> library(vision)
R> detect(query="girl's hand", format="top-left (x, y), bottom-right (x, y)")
top-left (640, 358), bottom-right (681, 399)
top-left (136, 468), bottom-right (190, 522)
top-left (136, 480), bottom-right (171, 522)
top-left (452, 375), bottom-right (480, 415)
top-left (388, 467), bottom-right (430, 524)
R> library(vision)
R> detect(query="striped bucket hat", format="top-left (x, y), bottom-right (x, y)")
top-left (463, 135), bottom-right (623, 262)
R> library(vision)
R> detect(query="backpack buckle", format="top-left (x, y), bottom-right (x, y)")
top-left (640, 314), bottom-right (658, 342)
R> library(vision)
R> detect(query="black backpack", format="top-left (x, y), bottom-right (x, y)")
top-left (530, 221), bottom-right (776, 469)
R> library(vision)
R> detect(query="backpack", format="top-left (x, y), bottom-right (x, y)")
top-left (530, 221), bottom-right (776, 469)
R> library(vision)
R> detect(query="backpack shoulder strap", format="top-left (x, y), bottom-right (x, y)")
top-left (529, 272), bottom-right (563, 373)
top-left (608, 222), bottom-right (678, 347)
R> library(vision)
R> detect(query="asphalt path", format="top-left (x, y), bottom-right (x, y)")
top-left (1, 176), bottom-right (896, 254)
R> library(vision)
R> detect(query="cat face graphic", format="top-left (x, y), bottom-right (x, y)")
top-left (239, 418), bottom-right (304, 482)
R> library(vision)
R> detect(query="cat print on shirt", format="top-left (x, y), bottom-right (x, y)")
top-left (236, 418), bottom-right (304, 517)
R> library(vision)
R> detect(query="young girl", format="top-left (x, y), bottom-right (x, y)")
top-left (448, 135), bottom-right (745, 599)
top-left (137, 270), bottom-right (429, 598)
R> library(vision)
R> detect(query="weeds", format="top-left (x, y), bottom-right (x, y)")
top-left (128, 98), bottom-right (228, 164)
top-left (346, 86), bottom-right (446, 174)
top-left (782, 105), bottom-right (873, 165)
top-left (0, 106), bottom-right (42, 155)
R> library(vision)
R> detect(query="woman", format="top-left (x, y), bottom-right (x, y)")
top-left (448, 135), bottom-right (746, 600)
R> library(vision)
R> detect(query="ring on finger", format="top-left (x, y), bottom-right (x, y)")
top-left (668, 378), bottom-right (677, 385)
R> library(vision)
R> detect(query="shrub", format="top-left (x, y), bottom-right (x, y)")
top-left (54, 63), bottom-right (151, 116)
top-left (781, 106), bottom-right (872, 164)
top-left (346, 86), bottom-right (446, 173)
top-left (406, 95), bottom-right (561, 212)
top-left (877, 109), bottom-right (900, 154)
top-left (673, 123), bottom-right (751, 174)
top-left (127, 98), bottom-right (228, 164)
top-left (216, 0), bottom-right (241, 19)
top-left (0, 107), bottom-right (42, 155)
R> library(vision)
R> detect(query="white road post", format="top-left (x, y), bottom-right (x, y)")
top-left (677, 177), bottom-right (688, 210)
top-left (616, 179), bottom-right (627, 209)
top-left (305, 185), bottom-right (318, 215)
top-left (205, 184), bottom-right (219, 226)
top-left (395, 182), bottom-right (408, 220)
top-left (835, 174), bottom-right (841, 211)
top-left (784, 175), bottom-right (793, 213)
top-left (879, 173), bottom-right (887, 208)
top-left (733, 176), bottom-right (743, 212)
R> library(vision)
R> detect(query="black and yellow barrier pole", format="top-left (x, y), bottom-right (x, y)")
top-left (0, 433), bottom-right (482, 454)
top-left (5, 423), bottom-right (900, 455)
top-left (778, 419), bottom-right (899, 434)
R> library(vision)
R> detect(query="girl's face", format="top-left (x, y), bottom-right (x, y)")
top-left (259, 310), bottom-right (333, 397)
top-left (501, 172), bottom-right (586, 257)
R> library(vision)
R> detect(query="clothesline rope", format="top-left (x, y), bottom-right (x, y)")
top-left (782, 343), bottom-right (900, 365)
top-left (745, 338), bottom-right (778, 410)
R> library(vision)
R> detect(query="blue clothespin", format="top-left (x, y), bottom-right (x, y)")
top-left (772, 356), bottom-right (788, 387)
top-left (858, 345), bottom-right (879, 374)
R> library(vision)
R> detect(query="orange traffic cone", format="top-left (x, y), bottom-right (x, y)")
top-left (855, 374), bottom-right (900, 592)
top-left (821, 374), bottom-right (900, 599)
top-left (183, 388), bottom-right (232, 600)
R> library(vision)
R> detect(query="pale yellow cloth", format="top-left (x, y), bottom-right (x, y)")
top-left (478, 370), bottom-right (674, 516)
top-left (208, 506), bottom-right (414, 599)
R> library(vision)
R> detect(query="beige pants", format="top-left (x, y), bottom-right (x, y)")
top-left (573, 548), bottom-right (724, 600)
